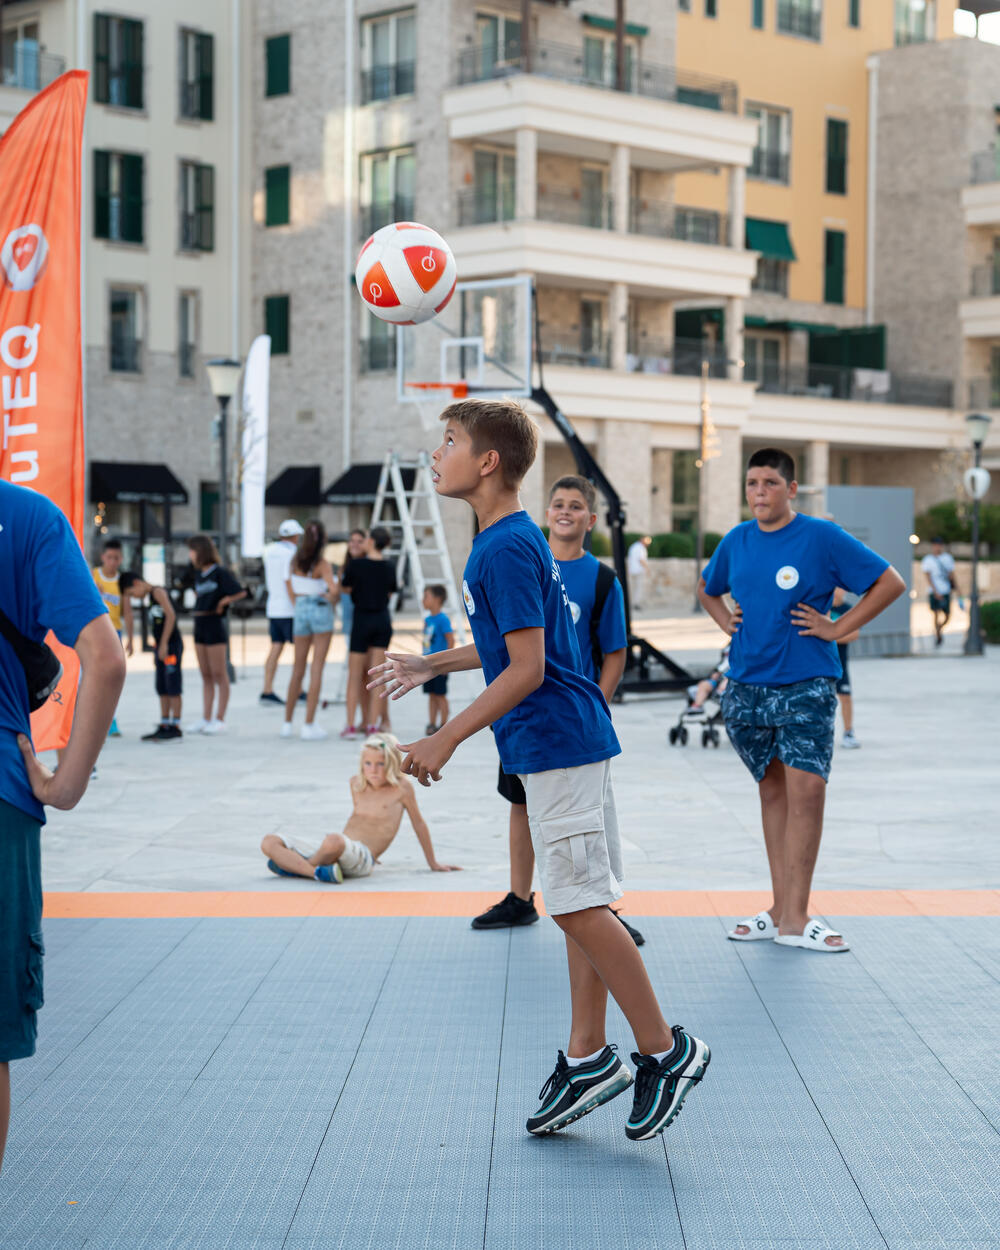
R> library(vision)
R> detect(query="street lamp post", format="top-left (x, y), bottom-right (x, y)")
top-left (963, 411), bottom-right (992, 656)
top-left (205, 358), bottom-right (242, 564)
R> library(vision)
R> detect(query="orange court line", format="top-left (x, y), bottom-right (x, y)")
top-left (42, 889), bottom-right (1000, 920)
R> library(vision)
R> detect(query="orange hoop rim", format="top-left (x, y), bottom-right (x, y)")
top-left (404, 381), bottom-right (468, 399)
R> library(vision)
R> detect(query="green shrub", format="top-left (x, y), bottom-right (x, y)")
top-left (648, 532), bottom-right (695, 558)
top-left (589, 530), bottom-right (611, 557)
top-left (624, 531), bottom-right (642, 550)
top-left (703, 531), bottom-right (723, 557)
top-left (915, 500), bottom-right (1000, 552)
top-left (981, 600), bottom-right (1000, 643)
top-left (540, 525), bottom-right (549, 539)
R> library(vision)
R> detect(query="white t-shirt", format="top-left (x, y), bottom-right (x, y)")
top-left (922, 551), bottom-right (955, 596)
top-left (627, 540), bottom-right (648, 574)
top-left (263, 540), bottom-right (296, 618)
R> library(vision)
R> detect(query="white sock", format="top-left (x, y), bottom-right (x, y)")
top-left (565, 1047), bottom-right (605, 1068)
top-left (651, 1033), bottom-right (680, 1065)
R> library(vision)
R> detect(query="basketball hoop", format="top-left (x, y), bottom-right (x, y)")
top-left (404, 380), bottom-right (468, 430)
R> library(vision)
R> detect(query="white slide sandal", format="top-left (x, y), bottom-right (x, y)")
top-left (727, 910), bottom-right (778, 942)
top-left (774, 920), bottom-right (850, 953)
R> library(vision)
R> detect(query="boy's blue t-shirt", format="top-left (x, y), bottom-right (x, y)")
top-left (0, 481), bottom-right (107, 822)
top-left (556, 553), bottom-right (628, 684)
top-left (462, 511), bottom-right (620, 774)
top-left (422, 610), bottom-right (452, 656)
top-left (702, 513), bottom-right (888, 686)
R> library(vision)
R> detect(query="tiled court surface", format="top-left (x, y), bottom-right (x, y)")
top-left (3, 907), bottom-right (999, 1250)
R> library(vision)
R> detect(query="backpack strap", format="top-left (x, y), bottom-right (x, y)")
top-left (589, 561), bottom-right (619, 677)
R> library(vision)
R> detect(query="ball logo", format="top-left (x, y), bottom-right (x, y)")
top-left (2, 224), bottom-right (48, 291)
top-left (462, 579), bottom-right (476, 616)
top-left (776, 565), bottom-right (800, 591)
top-left (569, 600), bottom-right (581, 625)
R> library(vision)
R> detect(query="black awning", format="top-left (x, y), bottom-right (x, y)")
top-left (265, 465), bottom-right (322, 507)
top-left (90, 461), bottom-right (188, 504)
top-left (323, 463), bottom-right (415, 505)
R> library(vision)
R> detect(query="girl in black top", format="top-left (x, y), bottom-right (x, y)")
top-left (186, 535), bottom-right (247, 735)
top-left (339, 526), bottom-right (397, 736)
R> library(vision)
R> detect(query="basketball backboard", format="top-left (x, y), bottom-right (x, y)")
top-left (396, 275), bottom-right (533, 404)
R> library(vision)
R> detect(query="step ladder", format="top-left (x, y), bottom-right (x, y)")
top-left (369, 450), bottom-right (466, 644)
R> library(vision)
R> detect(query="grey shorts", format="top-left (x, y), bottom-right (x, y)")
top-left (0, 799), bottom-right (44, 1062)
top-left (293, 596), bottom-right (334, 637)
top-left (291, 836), bottom-right (374, 879)
top-left (722, 677), bottom-right (837, 783)
top-left (517, 760), bottom-right (624, 916)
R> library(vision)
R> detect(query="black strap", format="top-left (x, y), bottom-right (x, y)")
top-left (589, 562), bottom-right (618, 677)
top-left (0, 602), bottom-right (26, 650)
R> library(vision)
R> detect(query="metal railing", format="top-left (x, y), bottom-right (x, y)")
top-left (756, 363), bottom-right (952, 407)
top-left (359, 336), bottom-right (397, 373)
top-left (749, 149), bottom-right (790, 183)
top-left (625, 336), bottom-right (731, 377)
top-left (970, 264), bottom-right (1000, 298)
top-left (970, 149), bottom-right (1000, 185)
top-left (776, 1), bottom-right (822, 39)
top-left (538, 331), bottom-right (611, 370)
top-left (360, 196), bottom-right (415, 240)
top-left (110, 336), bottom-right (142, 374)
top-left (360, 61), bottom-right (415, 104)
top-left (630, 200), bottom-right (726, 245)
top-left (455, 190), bottom-right (515, 227)
top-left (0, 46), bottom-right (64, 91)
top-left (537, 186), bottom-right (614, 229)
top-left (178, 342), bottom-right (196, 379)
top-left (968, 377), bottom-right (1000, 409)
top-left (454, 40), bottom-right (737, 113)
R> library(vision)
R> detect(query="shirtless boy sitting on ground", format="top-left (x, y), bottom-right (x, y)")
top-left (261, 732), bottom-right (460, 882)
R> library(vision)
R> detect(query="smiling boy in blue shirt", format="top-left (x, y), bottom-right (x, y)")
top-left (698, 448), bottom-right (904, 953)
top-left (369, 398), bottom-right (710, 1141)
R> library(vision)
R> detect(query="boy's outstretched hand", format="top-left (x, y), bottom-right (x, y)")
top-left (367, 652), bottom-right (433, 700)
top-left (399, 732), bottom-right (457, 787)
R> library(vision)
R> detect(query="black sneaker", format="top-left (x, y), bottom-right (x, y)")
top-left (527, 1046), bottom-right (633, 1135)
top-left (164, 724), bottom-right (183, 739)
top-left (260, 692), bottom-right (284, 706)
top-left (471, 891), bottom-right (539, 929)
top-left (141, 725), bottom-right (172, 741)
top-left (612, 909), bottom-right (645, 946)
top-left (625, 1026), bottom-right (711, 1141)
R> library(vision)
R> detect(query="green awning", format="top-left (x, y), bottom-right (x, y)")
top-left (582, 14), bottom-right (650, 37)
top-left (744, 218), bottom-right (796, 262)
top-left (744, 315), bottom-right (769, 328)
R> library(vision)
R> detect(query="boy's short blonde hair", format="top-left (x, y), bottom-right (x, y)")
top-left (358, 732), bottom-right (403, 789)
top-left (440, 397), bottom-right (538, 489)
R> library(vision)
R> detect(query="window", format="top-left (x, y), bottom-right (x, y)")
top-left (583, 34), bottom-right (636, 89)
top-left (179, 162), bottom-right (214, 251)
top-left (752, 0), bottom-right (765, 27)
top-left (178, 291), bottom-right (198, 378)
top-left (2, 19), bottom-right (40, 90)
top-left (94, 14), bottom-right (144, 109)
top-left (824, 229), bottom-right (845, 304)
top-left (471, 149), bottom-right (514, 224)
top-left (894, 0), bottom-right (931, 44)
top-left (199, 482), bottom-right (219, 531)
top-left (361, 10), bottom-right (415, 104)
top-left (361, 310), bottom-right (396, 372)
top-left (475, 11), bottom-right (521, 77)
top-left (178, 29), bottom-right (213, 120)
top-left (679, 0), bottom-right (691, 8)
top-left (990, 345), bottom-right (1000, 407)
top-left (752, 257), bottom-right (789, 295)
top-left (706, 0), bottom-right (717, 15)
top-left (265, 33), bottom-right (290, 96)
top-left (94, 151), bottom-right (143, 244)
top-left (580, 298), bottom-right (608, 365)
top-left (264, 295), bottom-right (290, 355)
top-left (360, 147), bottom-right (415, 236)
top-left (826, 118), bottom-right (847, 194)
top-left (849, 0), bottom-right (860, 26)
top-left (777, 0), bottom-right (822, 40)
top-left (109, 288), bottom-right (141, 373)
top-left (744, 335), bottom-right (781, 386)
top-left (671, 451), bottom-right (699, 533)
top-left (265, 165), bottom-right (290, 227)
top-left (747, 104), bottom-right (791, 183)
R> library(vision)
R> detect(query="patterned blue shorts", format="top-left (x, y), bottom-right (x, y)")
top-left (722, 677), bottom-right (837, 782)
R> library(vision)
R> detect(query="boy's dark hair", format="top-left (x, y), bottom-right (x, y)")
top-left (102, 537), bottom-right (122, 552)
top-left (747, 447), bottom-right (796, 484)
top-left (294, 519), bottom-right (326, 574)
top-left (440, 397), bottom-right (538, 489)
top-left (188, 534), bottom-right (221, 568)
top-left (350, 528), bottom-right (366, 540)
top-left (118, 570), bottom-right (137, 593)
top-left (370, 526), bottom-right (392, 552)
top-left (549, 474), bottom-right (596, 514)
top-left (425, 584), bottom-right (447, 605)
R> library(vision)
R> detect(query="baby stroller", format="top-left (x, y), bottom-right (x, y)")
top-left (668, 645), bottom-right (729, 749)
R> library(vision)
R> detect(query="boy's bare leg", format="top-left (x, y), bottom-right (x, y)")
top-left (509, 803), bottom-right (535, 900)
top-left (0, 1062), bottom-right (8, 1172)
top-left (438, 695), bottom-right (449, 725)
top-left (553, 907), bottom-right (671, 1056)
top-left (158, 695), bottom-right (170, 721)
top-left (170, 696), bottom-right (182, 721)
top-left (732, 757), bottom-right (788, 937)
top-left (427, 693), bottom-right (439, 726)
top-left (310, 833), bottom-right (346, 866)
top-left (209, 645), bottom-right (230, 720)
top-left (777, 764), bottom-right (838, 942)
top-left (838, 692), bottom-right (853, 734)
top-left (565, 933), bottom-right (608, 1057)
top-left (262, 641), bottom-right (283, 695)
top-left (345, 652), bottom-right (366, 729)
top-left (260, 834), bottom-right (315, 878)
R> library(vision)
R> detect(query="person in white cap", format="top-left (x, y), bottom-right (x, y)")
top-left (260, 519), bottom-right (304, 705)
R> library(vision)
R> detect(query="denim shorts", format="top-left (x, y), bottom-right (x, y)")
top-left (293, 596), bottom-right (334, 637)
top-left (0, 798), bottom-right (44, 1062)
top-left (722, 677), bottom-right (837, 783)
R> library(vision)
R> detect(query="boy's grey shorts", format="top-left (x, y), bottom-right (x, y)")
top-left (517, 760), bottom-right (624, 916)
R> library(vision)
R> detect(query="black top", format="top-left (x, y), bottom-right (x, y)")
top-left (193, 565), bottom-right (243, 616)
top-left (340, 558), bottom-right (397, 613)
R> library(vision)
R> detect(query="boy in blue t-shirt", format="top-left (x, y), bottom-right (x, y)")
top-left (698, 448), bottom-right (904, 954)
top-left (369, 398), bottom-right (710, 1142)
top-left (421, 584), bottom-right (454, 734)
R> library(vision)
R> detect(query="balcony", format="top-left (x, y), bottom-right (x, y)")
top-left (968, 377), bottom-right (1000, 410)
top-left (748, 150), bottom-right (790, 184)
top-left (631, 201), bottom-right (726, 246)
top-left (627, 336), bottom-right (730, 378)
top-left (970, 264), bottom-right (1000, 298)
top-left (360, 197), bottom-right (415, 241)
top-left (360, 61), bottom-right (415, 105)
top-left (539, 331), bottom-right (611, 370)
top-left (754, 363), bottom-right (953, 408)
top-left (1, 44), bottom-right (64, 91)
top-left (960, 264), bottom-right (1000, 336)
top-left (970, 149), bottom-right (1000, 186)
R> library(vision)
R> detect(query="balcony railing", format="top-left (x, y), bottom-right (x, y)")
top-left (627, 336), bottom-right (730, 377)
top-left (454, 40), bottom-right (738, 113)
top-left (970, 264), bottom-right (1000, 298)
top-left (968, 377), bottom-right (1000, 409)
top-left (749, 149), bottom-right (790, 183)
top-left (0, 45), bottom-right (64, 91)
top-left (538, 331), bottom-right (611, 369)
top-left (537, 186), bottom-right (614, 229)
top-left (360, 196), bottom-right (415, 241)
top-left (456, 191), bottom-right (516, 227)
top-left (630, 200), bottom-right (726, 245)
top-left (110, 336), bottom-right (142, 374)
top-left (360, 61), bottom-right (415, 105)
top-left (359, 336), bottom-right (397, 373)
top-left (178, 342), bottom-right (196, 379)
top-left (757, 363), bottom-right (952, 407)
top-left (970, 149), bottom-right (1000, 185)
top-left (776, 2), bottom-right (822, 39)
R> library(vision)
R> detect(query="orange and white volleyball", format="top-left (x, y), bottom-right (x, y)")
top-left (355, 221), bottom-right (457, 325)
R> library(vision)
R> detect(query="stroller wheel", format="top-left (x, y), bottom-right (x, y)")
top-left (678, 726), bottom-right (688, 746)
top-left (668, 727), bottom-right (679, 745)
top-left (709, 729), bottom-right (720, 747)
top-left (701, 729), bottom-right (711, 748)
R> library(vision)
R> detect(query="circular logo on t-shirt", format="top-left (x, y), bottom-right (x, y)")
top-left (569, 600), bottom-right (581, 624)
top-left (462, 579), bottom-right (475, 616)
top-left (776, 565), bottom-right (800, 591)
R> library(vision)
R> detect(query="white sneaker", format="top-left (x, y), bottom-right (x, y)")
top-left (280, 722), bottom-right (294, 738)
top-left (186, 719), bottom-right (210, 734)
top-left (842, 730), bottom-right (861, 749)
top-left (301, 723), bottom-right (328, 741)
top-left (203, 719), bottom-right (227, 735)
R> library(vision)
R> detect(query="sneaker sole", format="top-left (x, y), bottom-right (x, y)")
top-left (626, 1045), bottom-right (711, 1141)
top-left (527, 1070), bottom-right (633, 1136)
top-left (471, 913), bottom-right (539, 930)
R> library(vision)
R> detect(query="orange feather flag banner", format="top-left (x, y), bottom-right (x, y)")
top-left (0, 72), bottom-right (88, 752)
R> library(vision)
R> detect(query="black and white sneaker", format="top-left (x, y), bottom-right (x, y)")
top-left (527, 1046), bottom-right (633, 1136)
top-left (471, 891), bottom-right (539, 929)
top-left (625, 1026), bottom-right (711, 1141)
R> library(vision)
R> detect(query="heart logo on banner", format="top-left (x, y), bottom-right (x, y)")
top-left (12, 235), bottom-right (37, 270)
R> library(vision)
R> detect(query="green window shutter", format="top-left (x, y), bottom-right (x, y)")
top-left (824, 229), bottom-right (845, 304)
top-left (826, 118), bottom-right (847, 194)
top-left (122, 153), bottom-right (144, 243)
top-left (265, 34), bottom-right (291, 97)
top-left (94, 150), bottom-right (111, 238)
top-left (94, 14), bottom-right (110, 103)
top-left (124, 18), bottom-right (144, 109)
top-left (705, 0), bottom-right (717, 16)
top-left (849, 0), bottom-right (860, 26)
top-left (753, 0), bottom-right (765, 27)
top-left (196, 164), bottom-right (214, 251)
top-left (264, 295), bottom-right (290, 354)
top-left (198, 33), bottom-right (214, 120)
top-left (265, 165), bottom-right (290, 226)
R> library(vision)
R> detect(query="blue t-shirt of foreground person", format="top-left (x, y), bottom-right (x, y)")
top-left (461, 511), bottom-right (620, 775)
top-left (702, 513), bottom-right (888, 686)
top-left (0, 481), bottom-right (107, 821)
